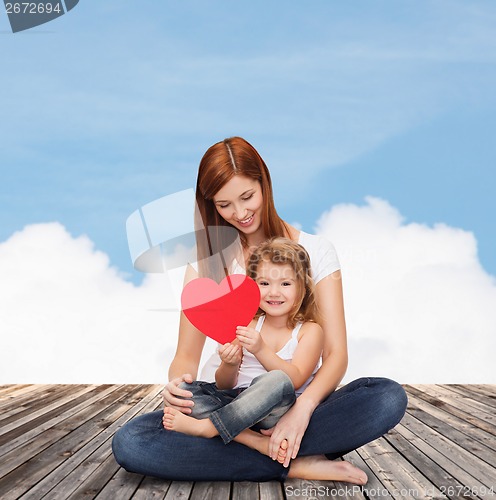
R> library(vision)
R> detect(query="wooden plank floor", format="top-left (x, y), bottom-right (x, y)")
top-left (0, 384), bottom-right (494, 499)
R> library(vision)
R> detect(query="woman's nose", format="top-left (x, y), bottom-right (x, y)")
top-left (234, 206), bottom-right (247, 220)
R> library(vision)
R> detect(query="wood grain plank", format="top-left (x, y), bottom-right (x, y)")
top-left (405, 391), bottom-right (496, 453)
top-left (385, 425), bottom-right (474, 498)
top-left (259, 481), bottom-right (284, 500)
top-left (442, 385), bottom-right (496, 410)
top-left (0, 385), bottom-right (101, 434)
top-left (405, 385), bottom-right (496, 437)
top-left (404, 397), bottom-right (496, 465)
top-left (0, 385), bottom-right (122, 457)
top-left (466, 385), bottom-right (496, 399)
top-left (0, 384), bottom-right (77, 418)
top-left (357, 436), bottom-right (446, 499)
top-left (163, 481), bottom-right (194, 499)
top-left (0, 385), bottom-right (117, 445)
top-left (400, 411), bottom-right (496, 488)
top-left (411, 385), bottom-right (495, 425)
top-left (93, 467), bottom-right (142, 500)
top-left (0, 385), bottom-right (151, 499)
top-left (0, 384), bottom-right (50, 403)
top-left (132, 476), bottom-right (171, 500)
top-left (342, 450), bottom-right (390, 500)
top-left (189, 481), bottom-right (231, 500)
top-left (18, 385), bottom-right (163, 500)
top-left (232, 481), bottom-right (260, 500)
top-left (393, 421), bottom-right (488, 498)
top-left (0, 385), bottom-right (133, 478)
top-left (0, 384), bottom-right (494, 500)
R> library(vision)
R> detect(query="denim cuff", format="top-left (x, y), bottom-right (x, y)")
top-left (209, 412), bottom-right (234, 444)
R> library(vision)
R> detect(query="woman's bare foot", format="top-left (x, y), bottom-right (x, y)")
top-left (162, 408), bottom-right (217, 438)
top-left (288, 455), bottom-right (368, 484)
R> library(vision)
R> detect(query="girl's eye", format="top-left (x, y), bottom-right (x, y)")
top-left (282, 282), bottom-right (292, 286)
top-left (259, 281), bottom-right (269, 286)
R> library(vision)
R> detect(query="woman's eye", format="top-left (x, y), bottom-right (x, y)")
top-left (242, 194), bottom-right (254, 201)
top-left (218, 204), bottom-right (229, 209)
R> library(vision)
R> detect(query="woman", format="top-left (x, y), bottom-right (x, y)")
top-left (112, 137), bottom-right (407, 483)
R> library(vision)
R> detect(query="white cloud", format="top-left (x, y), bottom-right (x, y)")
top-left (1, 199), bottom-right (495, 384)
top-left (0, 223), bottom-right (185, 384)
top-left (315, 196), bottom-right (496, 384)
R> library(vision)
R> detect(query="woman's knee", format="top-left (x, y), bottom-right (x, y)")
top-left (112, 424), bottom-right (133, 470)
top-left (373, 377), bottom-right (408, 429)
top-left (111, 411), bottom-right (163, 473)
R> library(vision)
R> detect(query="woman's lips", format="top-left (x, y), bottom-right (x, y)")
top-left (237, 214), bottom-right (254, 227)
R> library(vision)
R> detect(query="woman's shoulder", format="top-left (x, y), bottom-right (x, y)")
top-left (297, 231), bottom-right (340, 283)
top-left (298, 230), bottom-right (335, 251)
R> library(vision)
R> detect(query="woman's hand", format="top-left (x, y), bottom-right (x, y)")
top-left (236, 326), bottom-right (265, 354)
top-left (219, 342), bottom-right (242, 366)
top-left (161, 373), bottom-right (195, 414)
top-left (266, 398), bottom-right (315, 467)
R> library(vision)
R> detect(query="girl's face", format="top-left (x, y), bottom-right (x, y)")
top-left (255, 261), bottom-right (299, 318)
top-left (213, 175), bottom-right (264, 237)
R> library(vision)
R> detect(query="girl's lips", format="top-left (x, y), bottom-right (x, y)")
top-left (266, 301), bottom-right (284, 305)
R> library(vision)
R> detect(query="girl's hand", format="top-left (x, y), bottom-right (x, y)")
top-left (236, 326), bottom-right (265, 354)
top-left (219, 342), bottom-right (242, 366)
top-left (267, 399), bottom-right (314, 467)
top-left (161, 374), bottom-right (195, 414)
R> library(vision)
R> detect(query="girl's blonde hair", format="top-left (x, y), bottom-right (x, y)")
top-left (247, 237), bottom-right (320, 328)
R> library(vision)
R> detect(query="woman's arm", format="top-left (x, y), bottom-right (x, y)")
top-left (168, 310), bottom-right (206, 381)
top-left (298, 270), bottom-right (348, 408)
top-left (267, 270), bottom-right (348, 464)
top-left (162, 264), bottom-right (207, 413)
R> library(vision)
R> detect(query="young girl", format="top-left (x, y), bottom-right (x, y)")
top-left (162, 237), bottom-right (324, 460)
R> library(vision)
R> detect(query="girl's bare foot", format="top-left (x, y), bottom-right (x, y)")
top-left (276, 439), bottom-right (288, 463)
top-left (162, 408), bottom-right (217, 438)
top-left (237, 430), bottom-right (272, 456)
top-left (259, 429), bottom-right (289, 463)
top-left (288, 455), bottom-right (368, 484)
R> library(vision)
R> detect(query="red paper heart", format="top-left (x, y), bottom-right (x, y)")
top-left (181, 274), bottom-right (260, 344)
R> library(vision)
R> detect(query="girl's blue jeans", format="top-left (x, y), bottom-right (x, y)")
top-left (112, 377), bottom-right (407, 482)
top-left (181, 370), bottom-right (296, 443)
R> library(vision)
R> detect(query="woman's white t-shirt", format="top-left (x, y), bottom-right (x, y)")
top-left (199, 230), bottom-right (340, 382)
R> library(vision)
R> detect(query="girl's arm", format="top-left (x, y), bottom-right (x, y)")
top-left (215, 342), bottom-right (242, 389)
top-left (235, 322), bottom-right (323, 390)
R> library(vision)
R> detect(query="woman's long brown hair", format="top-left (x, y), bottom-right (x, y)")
top-left (195, 137), bottom-right (290, 280)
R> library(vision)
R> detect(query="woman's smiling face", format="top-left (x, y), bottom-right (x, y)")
top-left (213, 175), bottom-right (264, 237)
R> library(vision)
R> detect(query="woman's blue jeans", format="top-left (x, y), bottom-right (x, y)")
top-left (112, 377), bottom-right (407, 482)
top-left (181, 370), bottom-right (296, 443)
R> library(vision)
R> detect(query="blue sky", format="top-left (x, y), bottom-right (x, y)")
top-left (1, 0), bottom-right (495, 284)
